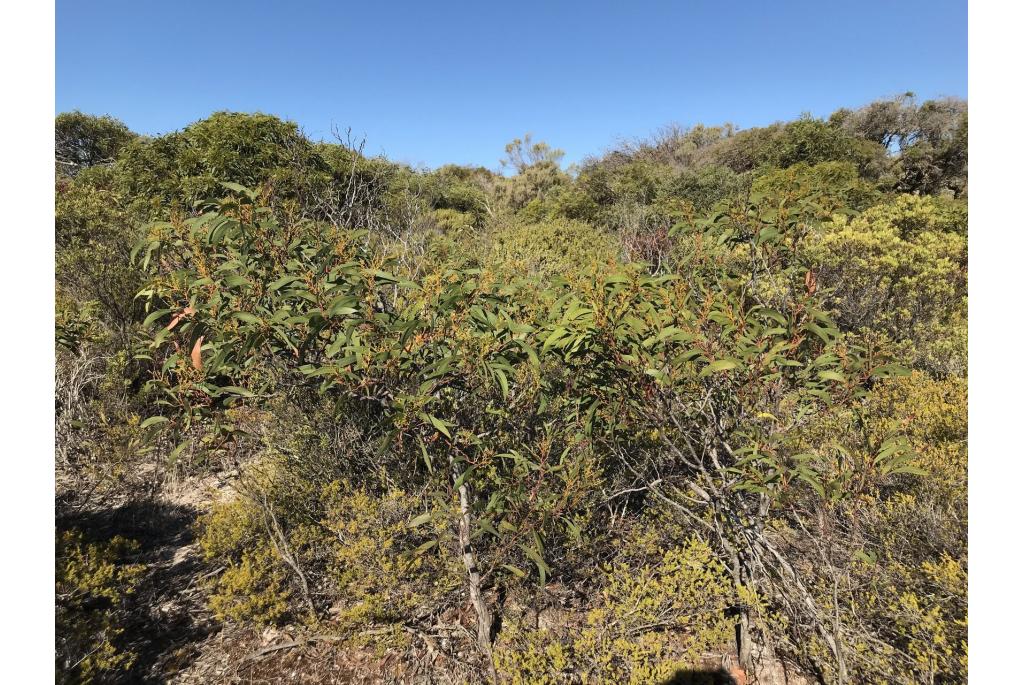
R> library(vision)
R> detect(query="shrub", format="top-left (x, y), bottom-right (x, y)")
top-left (495, 536), bottom-right (735, 684)
top-left (485, 218), bottom-right (621, 285)
top-left (808, 194), bottom-right (967, 374)
top-left (750, 161), bottom-right (881, 212)
top-left (56, 111), bottom-right (136, 177)
top-left (56, 530), bottom-right (145, 683)
top-left (198, 458), bottom-right (463, 633)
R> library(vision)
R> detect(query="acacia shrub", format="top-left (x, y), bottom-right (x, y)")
top-left (495, 536), bottom-right (735, 684)
top-left (56, 530), bottom-right (145, 682)
top-left (807, 194), bottom-right (967, 374)
top-left (485, 217), bottom-right (622, 285)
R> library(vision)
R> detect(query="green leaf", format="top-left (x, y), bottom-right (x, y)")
top-left (871, 364), bottom-right (911, 379)
top-left (417, 438), bottom-right (433, 473)
top-left (222, 274), bottom-right (250, 289)
top-left (140, 416), bottom-right (169, 429)
top-left (419, 413), bottom-right (452, 439)
top-left (219, 181), bottom-right (250, 194)
top-left (453, 467), bottom-right (475, 489)
top-left (142, 309), bottom-right (172, 328)
top-left (232, 312), bottom-right (262, 325)
top-left (502, 564), bottom-right (528, 579)
top-left (408, 512), bottom-right (433, 528)
top-left (269, 275), bottom-right (301, 291)
top-left (853, 549), bottom-right (877, 565)
top-left (805, 323), bottom-right (834, 343)
top-left (521, 543), bottom-right (550, 585)
top-left (701, 358), bottom-right (740, 376)
top-left (543, 327), bottom-right (569, 352)
top-left (168, 439), bottom-right (189, 463)
top-left (414, 540), bottom-right (437, 555)
top-left (756, 227), bottom-right (780, 244)
top-left (220, 386), bottom-right (255, 397)
top-left (494, 368), bottom-right (509, 398)
top-left (797, 471), bottom-right (826, 498)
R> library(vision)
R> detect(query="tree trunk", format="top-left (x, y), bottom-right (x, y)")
top-left (722, 523), bottom-right (754, 677)
top-left (737, 609), bottom-right (753, 674)
top-left (451, 454), bottom-right (497, 682)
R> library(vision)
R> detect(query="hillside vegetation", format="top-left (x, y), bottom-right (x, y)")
top-left (55, 94), bottom-right (967, 684)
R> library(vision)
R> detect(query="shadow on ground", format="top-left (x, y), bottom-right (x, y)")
top-left (57, 498), bottom-right (215, 683)
top-left (661, 667), bottom-right (738, 685)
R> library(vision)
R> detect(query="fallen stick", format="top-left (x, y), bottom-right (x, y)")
top-left (242, 635), bottom-right (344, 662)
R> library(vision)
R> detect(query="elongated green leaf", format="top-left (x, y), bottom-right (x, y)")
top-left (408, 512), bottom-right (433, 528)
top-left (420, 413), bottom-right (452, 439)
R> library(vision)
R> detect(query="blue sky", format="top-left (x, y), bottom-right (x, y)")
top-left (56, 0), bottom-right (966, 170)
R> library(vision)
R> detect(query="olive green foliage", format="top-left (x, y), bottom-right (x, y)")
top-left (835, 94), bottom-right (968, 196)
top-left (485, 218), bottom-right (622, 284)
top-left (426, 164), bottom-right (494, 220)
top-left (750, 161), bottom-right (881, 212)
top-left (712, 116), bottom-right (886, 175)
top-left (116, 112), bottom-right (329, 217)
top-left (136, 183), bottom-right (908, 679)
top-left (787, 371), bottom-right (967, 683)
top-left (501, 134), bottom-right (566, 173)
top-left (56, 531), bottom-right (146, 683)
top-left (494, 160), bottom-right (572, 215)
top-left (198, 456), bottom-right (463, 631)
top-left (55, 98), bottom-right (967, 684)
top-left (496, 536), bottom-right (735, 684)
top-left (669, 164), bottom-right (750, 213)
top-left (56, 166), bottom-right (142, 332)
top-left (56, 111), bottom-right (137, 177)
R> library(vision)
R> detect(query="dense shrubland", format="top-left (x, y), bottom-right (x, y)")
top-left (55, 93), bottom-right (967, 683)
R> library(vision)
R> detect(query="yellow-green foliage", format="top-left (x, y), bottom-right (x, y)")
top-left (415, 208), bottom-right (482, 275)
top-left (868, 372), bottom-right (967, 493)
top-left (428, 207), bottom-right (477, 233)
top-left (892, 552), bottom-right (967, 681)
top-left (319, 483), bottom-right (462, 632)
top-left (792, 371), bottom-right (966, 683)
top-left (495, 536), bottom-right (734, 684)
top-left (837, 493), bottom-right (968, 685)
top-left (55, 297), bottom-right (149, 480)
top-left (56, 530), bottom-right (145, 683)
top-left (493, 158), bottom-right (570, 214)
top-left (55, 294), bottom-right (104, 354)
top-left (208, 544), bottom-right (292, 625)
top-left (486, 218), bottom-right (621, 285)
top-left (199, 494), bottom-right (293, 625)
top-left (867, 375), bottom-right (966, 682)
top-left (198, 467), bottom-right (462, 633)
top-left (55, 170), bottom-right (141, 331)
top-left (798, 370), bottom-right (966, 500)
top-left (751, 161), bottom-right (881, 211)
top-left (808, 194), bottom-right (967, 374)
top-left (56, 103), bottom-right (971, 684)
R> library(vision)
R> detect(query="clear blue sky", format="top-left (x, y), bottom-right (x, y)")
top-left (57, 0), bottom-right (966, 170)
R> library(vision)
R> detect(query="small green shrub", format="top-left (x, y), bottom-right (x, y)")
top-left (486, 218), bottom-right (621, 285)
top-left (495, 536), bottom-right (735, 684)
top-left (56, 530), bottom-right (145, 683)
top-left (199, 490), bottom-right (294, 625)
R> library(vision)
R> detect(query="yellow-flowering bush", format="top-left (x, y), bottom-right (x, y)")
top-left (809, 194), bottom-right (967, 374)
top-left (56, 530), bottom-right (146, 683)
top-left (199, 459), bottom-right (462, 635)
top-left (784, 370), bottom-right (966, 683)
top-left (495, 536), bottom-right (735, 684)
top-left (318, 482), bottom-right (462, 633)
